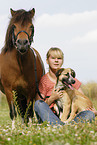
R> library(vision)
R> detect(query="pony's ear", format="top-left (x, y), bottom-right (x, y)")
top-left (56, 68), bottom-right (64, 77)
top-left (10, 8), bottom-right (16, 17)
top-left (70, 68), bottom-right (76, 78)
top-left (29, 8), bottom-right (35, 18)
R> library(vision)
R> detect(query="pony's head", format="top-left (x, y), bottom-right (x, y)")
top-left (4, 8), bottom-right (35, 54)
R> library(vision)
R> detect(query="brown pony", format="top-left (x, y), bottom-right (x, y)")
top-left (0, 8), bottom-right (45, 129)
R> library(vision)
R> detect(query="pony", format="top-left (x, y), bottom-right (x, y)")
top-left (0, 8), bottom-right (45, 129)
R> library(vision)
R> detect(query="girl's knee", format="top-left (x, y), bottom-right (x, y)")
top-left (74, 110), bottom-right (95, 123)
top-left (34, 100), bottom-right (44, 111)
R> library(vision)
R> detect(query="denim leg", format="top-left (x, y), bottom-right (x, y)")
top-left (34, 100), bottom-right (64, 125)
top-left (34, 100), bottom-right (95, 125)
top-left (73, 110), bottom-right (95, 123)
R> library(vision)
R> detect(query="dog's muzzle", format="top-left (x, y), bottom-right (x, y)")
top-left (62, 77), bottom-right (75, 90)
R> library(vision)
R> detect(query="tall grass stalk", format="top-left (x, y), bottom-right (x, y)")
top-left (12, 90), bottom-right (33, 126)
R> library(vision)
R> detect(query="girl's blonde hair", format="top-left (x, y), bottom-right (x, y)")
top-left (46, 47), bottom-right (64, 63)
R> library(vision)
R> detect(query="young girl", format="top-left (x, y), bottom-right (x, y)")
top-left (34, 47), bottom-right (95, 125)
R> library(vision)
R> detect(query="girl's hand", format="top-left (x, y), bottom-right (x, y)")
top-left (87, 107), bottom-right (97, 116)
top-left (51, 87), bottom-right (64, 100)
top-left (45, 87), bottom-right (66, 106)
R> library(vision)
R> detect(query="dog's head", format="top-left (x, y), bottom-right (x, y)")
top-left (56, 68), bottom-right (76, 89)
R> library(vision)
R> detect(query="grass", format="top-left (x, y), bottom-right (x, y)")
top-left (0, 82), bottom-right (97, 145)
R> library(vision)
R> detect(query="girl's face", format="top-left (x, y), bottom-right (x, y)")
top-left (46, 54), bottom-right (63, 70)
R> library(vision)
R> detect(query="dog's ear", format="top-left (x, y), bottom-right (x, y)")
top-left (56, 68), bottom-right (64, 77)
top-left (70, 68), bottom-right (76, 78)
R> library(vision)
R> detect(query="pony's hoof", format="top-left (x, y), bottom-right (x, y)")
top-left (12, 120), bottom-right (15, 130)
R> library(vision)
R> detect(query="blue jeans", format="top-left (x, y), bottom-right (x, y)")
top-left (34, 100), bottom-right (95, 125)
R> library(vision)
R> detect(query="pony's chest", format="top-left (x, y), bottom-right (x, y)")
top-left (13, 72), bottom-right (35, 90)
top-left (13, 74), bottom-right (36, 96)
top-left (2, 62), bottom-right (34, 91)
top-left (14, 75), bottom-right (28, 89)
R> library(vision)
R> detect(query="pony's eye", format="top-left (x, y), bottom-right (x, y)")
top-left (30, 25), bottom-right (34, 29)
top-left (13, 25), bottom-right (16, 29)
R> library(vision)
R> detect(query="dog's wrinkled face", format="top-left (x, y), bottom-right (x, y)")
top-left (56, 68), bottom-right (76, 89)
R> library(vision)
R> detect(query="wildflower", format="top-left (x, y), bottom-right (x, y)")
top-left (78, 137), bottom-right (81, 140)
top-left (65, 143), bottom-right (70, 145)
top-left (75, 134), bottom-right (78, 136)
top-left (6, 126), bottom-right (9, 128)
top-left (7, 138), bottom-right (11, 141)
top-left (74, 125), bottom-right (77, 129)
top-left (22, 131), bottom-right (25, 135)
top-left (29, 141), bottom-right (32, 144)
top-left (95, 132), bottom-right (97, 136)
top-left (90, 131), bottom-right (94, 134)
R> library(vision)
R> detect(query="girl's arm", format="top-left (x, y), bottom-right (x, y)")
top-left (45, 88), bottom-right (64, 105)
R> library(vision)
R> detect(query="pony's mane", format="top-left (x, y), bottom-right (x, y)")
top-left (3, 9), bottom-right (34, 53)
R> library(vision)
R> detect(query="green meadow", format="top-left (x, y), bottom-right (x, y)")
top-left (0, 82), bottom-right (97, 145)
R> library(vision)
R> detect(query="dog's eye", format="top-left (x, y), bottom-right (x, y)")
top-left (65, 73), bottom-right (69, 76)
top-left (71, 69), bottom-right (76, 78)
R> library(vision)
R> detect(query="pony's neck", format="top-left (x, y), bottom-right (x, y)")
top-left (17, 49), bottom-right (30, 60)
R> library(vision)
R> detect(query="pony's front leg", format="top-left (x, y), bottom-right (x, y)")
top-left (4, 88), bottom-right (17, 129)
top-left (24, 98), bottom-right (34, 124)
top-left (11, 101), bottom-right (17, 129)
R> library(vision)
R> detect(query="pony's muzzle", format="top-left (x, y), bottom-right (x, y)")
top-left (16, 39), bottom-right (30, 54)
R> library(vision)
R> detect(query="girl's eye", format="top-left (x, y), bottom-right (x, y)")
top-left (58, 58), bottom-right (62, 59)
top-left (51, 57), bottom-right (62, 59)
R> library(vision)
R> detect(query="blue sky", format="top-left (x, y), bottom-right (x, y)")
top-left (0, 0), bottom-right (97, 83)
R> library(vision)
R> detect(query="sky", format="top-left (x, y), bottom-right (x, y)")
top-left (0, 0), bottom-right (97, 84)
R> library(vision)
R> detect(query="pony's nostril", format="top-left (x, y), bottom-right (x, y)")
top-left (23, 40), bottom-right (28, 45)
top-left (17, 39), bottom-right (28, 45)
top-left (17, 39), bottom-right (22, 45)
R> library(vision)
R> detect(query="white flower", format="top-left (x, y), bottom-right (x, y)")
top-left (7, 138), bottom-right (11, 141)
top-left (90, 131), bottom-right (94, 134)
top-left (65, 143), bottom-right (70, 145)
top-left (75, 134), bottom-right (78, 136)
